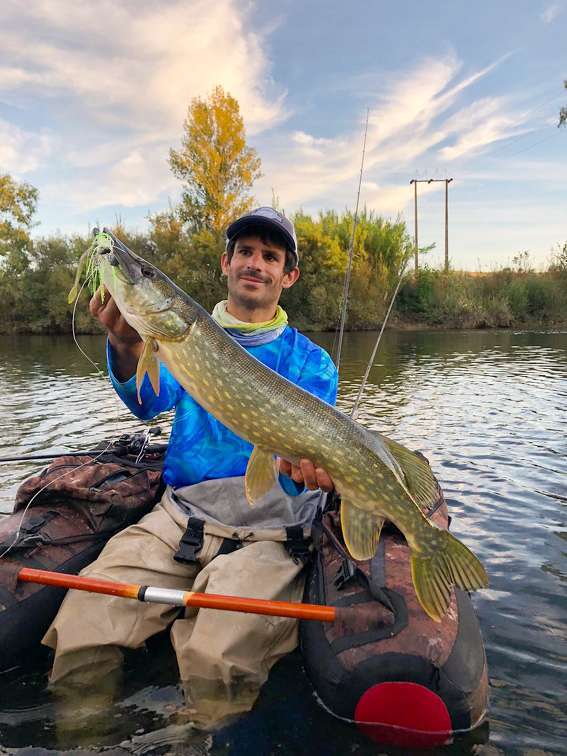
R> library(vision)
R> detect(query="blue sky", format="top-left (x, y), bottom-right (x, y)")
top-left (1, 0), bottom-right (565, 270)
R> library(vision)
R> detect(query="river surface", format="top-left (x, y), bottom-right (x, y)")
top-left (0, 330), bottom-right (565, 755)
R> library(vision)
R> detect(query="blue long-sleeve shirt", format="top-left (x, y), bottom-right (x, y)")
top-left (108, 326), bottom-right (338, 493)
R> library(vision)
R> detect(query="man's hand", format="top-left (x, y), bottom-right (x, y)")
top-left (90, 287), bottom-right (143, 381)
top-left (89, 287), bottom-right (141, 347)
top-left (278, 458), bottom-right (334, 492)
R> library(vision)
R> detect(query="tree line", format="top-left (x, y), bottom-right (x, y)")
top-left (1, 86), bottom-right (565, 335)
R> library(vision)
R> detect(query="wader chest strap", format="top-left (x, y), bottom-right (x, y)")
top-left (174, 517), bottom-right (205, 565)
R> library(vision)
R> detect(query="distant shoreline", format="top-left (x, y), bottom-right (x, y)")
top-left (2, 318), bottom-right (565, 337)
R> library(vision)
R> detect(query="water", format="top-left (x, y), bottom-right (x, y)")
top-left (0, 330), bottom-right (565, 754)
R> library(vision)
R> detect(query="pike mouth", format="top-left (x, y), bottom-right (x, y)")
top-left (107, 247), bottom-right (142, 285)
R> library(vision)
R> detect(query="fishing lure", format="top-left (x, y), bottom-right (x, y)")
top-left (67, 230), bottom-right (114, 305)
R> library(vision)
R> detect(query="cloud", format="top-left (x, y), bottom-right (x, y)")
top-left (0, 0), bottom-right (287, 136)
top-left (259, 53), bottom-right (527, 214)
top-left (437, 98), bottom-right (531, 160)
top-left (0, 119), bottom-right (52, 174)
top-left (0, 0), bottom-right (286, 211)
top-left (541, 3), bottom-right (563, 23)
top-left (65, 149), bottom-right (177, 210)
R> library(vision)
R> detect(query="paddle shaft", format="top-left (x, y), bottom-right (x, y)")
top-left (18, 567), bottom-right (336, 622)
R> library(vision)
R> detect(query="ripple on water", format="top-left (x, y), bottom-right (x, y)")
top-left (0, 329), bottom-right (566, 753)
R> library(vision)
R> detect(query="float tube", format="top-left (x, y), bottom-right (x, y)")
top-left (1, 438), bottom-right (488, 747)
top-left (301, 480), bottom-right (488, 748)
top-left (0, 434), bottom-right (164, 671)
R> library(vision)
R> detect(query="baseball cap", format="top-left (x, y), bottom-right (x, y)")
top-left (226, 206), bottom-right (299, 266)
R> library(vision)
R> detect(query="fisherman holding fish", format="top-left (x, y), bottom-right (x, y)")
top-left (43, 208), bottom-right (340, 726)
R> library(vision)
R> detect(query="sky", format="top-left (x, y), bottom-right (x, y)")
top-left (1, 0), bottom-right (566, 271)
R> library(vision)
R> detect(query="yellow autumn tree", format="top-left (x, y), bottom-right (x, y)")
top-left (169, 86), bottom-right (262, 232)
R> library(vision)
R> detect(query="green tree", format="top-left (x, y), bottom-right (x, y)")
top-left (169, 86), bottom-right (262, 233)
top-left (0, 174), bottom-right (38, 273)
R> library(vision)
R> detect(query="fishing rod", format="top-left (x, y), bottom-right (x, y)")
top-left (0, 430), bottom-right (165, 464)
top-left (350, 260), bottom-right (408, 420)
top-left (334, 108), bottom-right (370, 371)
top-left (329, 105), bottom-right (409, 417)
top-left (18, 567), bottom-right (337, 623)
top-left (0, 448), bottom-right (168, 464)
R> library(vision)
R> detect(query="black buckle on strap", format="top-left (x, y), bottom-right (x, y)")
top-left (334, 557), bottom-right (357, 590)
top-left (174, 517), bottom-right (205, 565)
top-left (284, 525), bottom-right (312, 565)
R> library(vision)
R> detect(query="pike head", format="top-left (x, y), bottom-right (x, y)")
top-left (95, 230), bottom-right (198, 344)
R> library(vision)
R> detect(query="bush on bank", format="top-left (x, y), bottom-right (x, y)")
top-left (0, 213), bottom-right (565, 334)
top-left (396, 265), bottom-right (567, 329)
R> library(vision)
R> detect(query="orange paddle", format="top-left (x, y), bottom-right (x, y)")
top-left (18, 567), bottom-right (336, 622)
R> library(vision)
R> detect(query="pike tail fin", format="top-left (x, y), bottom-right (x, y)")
top-left (411, 531), bottom-right (488, 622)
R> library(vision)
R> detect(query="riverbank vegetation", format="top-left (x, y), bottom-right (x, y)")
top-left (0, 216), bottom-right (565, 334)
top-left (396, 253), bottom-right (567, 329)
top-left (1, 86), bottom-right (565, 334)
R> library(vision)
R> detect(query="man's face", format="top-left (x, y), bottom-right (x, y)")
top-left (221, 234), bottom-right (299, 313)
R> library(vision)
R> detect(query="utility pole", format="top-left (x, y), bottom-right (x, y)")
top-left (410, 179), bottom-right (418, 274)
top-left (409, 178), bottom-right (453, 273)
top-left (444, 178), bottom-right (453, 272)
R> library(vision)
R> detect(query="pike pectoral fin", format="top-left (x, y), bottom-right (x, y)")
top-left (245, 446), bottom-right (278, 505)
top-left (340, 502), bottom-right (384, 561)
top-left (410, 531), bottom-right (489, 622)
top-left (382, 437), bottom-right (439, 512)
top-left (136, 338), bottom-right (160, 403)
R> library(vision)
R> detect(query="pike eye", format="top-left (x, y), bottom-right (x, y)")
top-left (141, 267), bottom-right (155, 278)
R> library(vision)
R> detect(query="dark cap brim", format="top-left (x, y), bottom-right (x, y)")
top-left (226, 217), bottom-right (298, 265)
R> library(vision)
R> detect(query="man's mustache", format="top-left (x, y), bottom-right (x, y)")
top-left (238, 270), bottom-right (269, 283)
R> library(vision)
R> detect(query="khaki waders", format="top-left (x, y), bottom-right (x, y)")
top-left (42, 493), bottom-right (307, 728)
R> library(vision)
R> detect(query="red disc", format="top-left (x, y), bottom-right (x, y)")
top-left (354, 681), bottom-right (452, 748)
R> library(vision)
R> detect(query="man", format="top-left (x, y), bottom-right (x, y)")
top-left (43, 207), bottom-right (338, 727)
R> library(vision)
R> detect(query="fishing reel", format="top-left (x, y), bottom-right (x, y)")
top-left (115, 427), bottom-right (162, 452)
top-left (99, 427), bottom-right (166, 463)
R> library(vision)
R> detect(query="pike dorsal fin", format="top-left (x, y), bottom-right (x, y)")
top-left (245, 446), bottom-right (278, 505)
top-left (136, 338), bottom-right (160, 403)
top-left (380, 436), bottom-right (439, 513)
top-left (340, 501), bottom-right (384, 561)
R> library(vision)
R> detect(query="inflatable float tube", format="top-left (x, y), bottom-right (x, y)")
top-left (0, 434), bottom-right (164, 671)
top-left (300, 483), bottom-right (488, 749)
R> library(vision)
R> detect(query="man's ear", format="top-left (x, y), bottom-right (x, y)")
top-left (282, 267), bottom-right (300, 289)
top-left (220, 253), bottom-right (230, 276)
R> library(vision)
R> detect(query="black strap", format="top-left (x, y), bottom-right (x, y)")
top-left (333, 544), bottom-right (396, 615)
top-left (316, 516), bottom-right (409, 649)
top-left (330, 542), bottom-right (409, 652)
top-left (0, 529), bottom-right (114, 553)
top-left (284, 525), bottom-right (312, 565)
top-left (173, 517), bottom-right (205, 565)
top-left (215, 537), bottom-right (242, 557)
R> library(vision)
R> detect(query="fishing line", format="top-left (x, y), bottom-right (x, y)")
top-left (314, 691), bottom-right (487, 738)
top-left (71, 269), bottom-right (103, 374)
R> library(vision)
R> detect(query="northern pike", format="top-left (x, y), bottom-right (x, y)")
top-left (74, 230), bottom-right (488, 622)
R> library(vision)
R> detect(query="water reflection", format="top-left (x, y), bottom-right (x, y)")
top-left (0, 329), bottom-right (566, 753)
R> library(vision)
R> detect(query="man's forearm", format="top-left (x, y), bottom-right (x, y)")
top-left (108, 336), bottom-right (143, 382)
